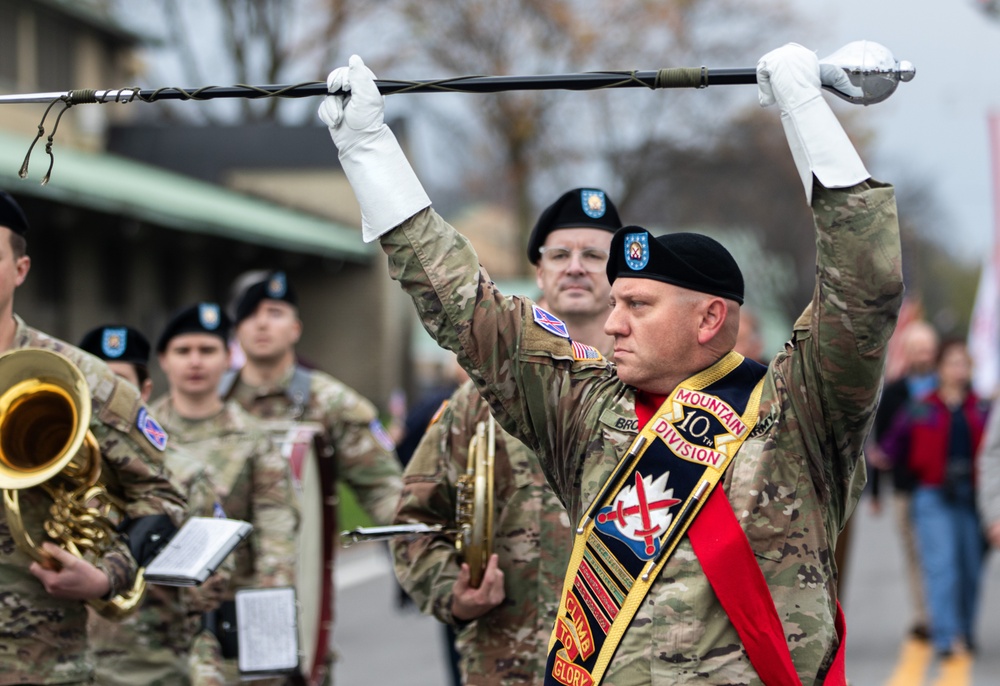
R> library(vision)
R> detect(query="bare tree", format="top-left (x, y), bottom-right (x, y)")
top-left (387, 0), bottom-right (796, 269)
top-left (113, 0), bottom-right (378, 124)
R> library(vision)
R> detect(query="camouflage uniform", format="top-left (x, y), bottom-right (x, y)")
top-left (223, 366), bottom-right (402, 525)
top-left (221, 365), bottom-right (401, 683)
top-left (393, 378), bottom-right (574, 685)
top-left (0, 316), bottom-right (187, 685)
top-left (381, 181), bottom-right (903, 685)
top-left (88, 450), bottom-right (224, 686)
top-left (148, 397), bottom-right (300, 685)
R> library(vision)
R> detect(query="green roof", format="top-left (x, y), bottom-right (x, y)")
top-left (0, 130), bottom-right (371, 262)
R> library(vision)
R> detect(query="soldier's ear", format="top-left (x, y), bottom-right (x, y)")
top-left (140, 378), bottom-right (153, 403)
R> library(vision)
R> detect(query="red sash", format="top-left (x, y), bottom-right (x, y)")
top-left (637, 396), bottom-right (847, 685)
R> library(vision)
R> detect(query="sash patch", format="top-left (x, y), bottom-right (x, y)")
top-left (137, 408), bottom-right (168, 451)
top-left (544, 352), bottom-right (766, 686)
top-left (595, 471), bottom-right (681, 560)
top-left (533, 305), bottom-right (569, 338)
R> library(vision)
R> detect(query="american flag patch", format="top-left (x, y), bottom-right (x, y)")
top-left (571, 341), bottom-right (602, 361)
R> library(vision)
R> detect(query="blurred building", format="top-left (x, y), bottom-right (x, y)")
top-left (0, 0), bottom-right (409, 404)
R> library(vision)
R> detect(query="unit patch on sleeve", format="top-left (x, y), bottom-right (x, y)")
top-left (137, 407), bottom-right (168, 451)
top-left (532, 304), bottom-right (570, 338)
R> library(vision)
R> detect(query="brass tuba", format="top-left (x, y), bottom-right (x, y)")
top-left (342, 415), bottom-right (497, 588)
top-left (0, 348), bottom-right (146, 619)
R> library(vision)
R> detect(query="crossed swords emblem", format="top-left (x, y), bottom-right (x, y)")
top-left (596, 472), bottom-right (681, 556)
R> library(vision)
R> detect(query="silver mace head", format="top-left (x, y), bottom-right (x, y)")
top-left (822, 40), bottom-right (916, 105)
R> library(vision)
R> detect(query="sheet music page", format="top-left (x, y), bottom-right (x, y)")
top-left (236, 587), bottom-right (299, 675)
top-left (144, 517), bottom-right (251, 583)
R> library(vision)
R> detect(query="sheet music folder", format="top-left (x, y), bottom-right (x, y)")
top-left (143, 517), bottom-right (252, 586)
top-left (236, 587), bottom-right (300, 678)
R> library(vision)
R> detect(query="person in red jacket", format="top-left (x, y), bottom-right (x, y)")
top-left (880, 338), bottom-right (990, 659)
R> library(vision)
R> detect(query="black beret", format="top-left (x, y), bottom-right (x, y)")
top-left (157, 302), bottom-right (232, 352)
top-left (79, 325), bottom-right (150, 368)
top-left (0, 190), bottom-right (29, 235)
top-left (527, 188), bottom-right (622, 264)
top-left (233, 271), bottom-right (298, 325)
top-left (608, 227), bottom-right (744, 305)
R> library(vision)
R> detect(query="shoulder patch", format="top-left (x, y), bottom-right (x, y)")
top-left (137, 407), bottom-right (168, 452)
top-left (369, 418), bottom-right (395, 452)
top-left (428, 399), bottom-right (449, 428)
top-left (571, 340), bottom-right (603, 361)
top-left (532, 304), bottom-right (569, 339)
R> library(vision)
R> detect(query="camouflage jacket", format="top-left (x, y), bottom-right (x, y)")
top-left (0, 316), bottom-right (187, 685)
top-left (381, 181), bottom-right (903, 685)
top-left (393, 379), bottom-right (574, 686)
top-left (149, 398), bottom-right (300, 592)
top-left (88, 447), bottom-right (224, 686)
top-left (222, 364), bottom-right (403, 526)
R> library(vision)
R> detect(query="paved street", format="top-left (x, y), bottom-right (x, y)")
top-left (333, 498), bottom-right (1000, 685)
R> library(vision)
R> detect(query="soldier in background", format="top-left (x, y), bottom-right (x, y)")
top-left (0, 190), bottom-right (186, 685)
top-left (80, 324), bottom-right (227, 686)
top-left (319, 44), bottom-right (902, 683)
top-left (151, 303), bottom-right (299, 685)
top-left (221, 271), bottom-right (402, 521)
top-left (392, 188), bottom-right (620, 685)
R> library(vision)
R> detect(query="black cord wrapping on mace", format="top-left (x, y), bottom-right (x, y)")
top-left (60, 67), bottom-right (721, 104)
top-left (7, 41), bottom-right (914, 184)
top-left (14, 68), bottom-right (726, 184)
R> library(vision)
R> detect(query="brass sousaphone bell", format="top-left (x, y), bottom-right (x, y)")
top-left (0, 348), bottom-right (146, 618)
top-left (454, 415), bottom-right (495, 588)
top-left (343, 415), bottom-right (497, 589)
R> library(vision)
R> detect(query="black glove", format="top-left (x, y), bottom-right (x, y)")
top-left (118, 514), bottom-right (178, 567)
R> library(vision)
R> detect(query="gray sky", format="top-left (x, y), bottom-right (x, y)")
top-left (114, 1), bottom-right (1000, 263)
top-left (795, 0), bottom-right (1000, 262)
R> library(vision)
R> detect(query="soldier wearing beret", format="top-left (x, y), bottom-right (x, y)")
top-left (0, 191), bottom-right (187, 685)
top-left (78, 325), bottom-right (154, 401)
top-left (80, 325), bottom-right (228, 686)
top-left (150, 303), bottom-right (299, 685)
top-left (218, 270), bottom-right (403, 680)
top-left (319, 43), bottom-right (903, 685)
top-left (392, 188), bottom-right (620, 686)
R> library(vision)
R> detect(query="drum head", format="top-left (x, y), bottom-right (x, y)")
top-left (268, 421), bottom-right (333, 686)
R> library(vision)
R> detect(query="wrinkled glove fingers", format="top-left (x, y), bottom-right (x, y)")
top-left (318, 66), bottom-right (349, 128)
top-left (346, 54), bottom-right (384, 130)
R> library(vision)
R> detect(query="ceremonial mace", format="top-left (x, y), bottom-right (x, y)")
top-left (0, 40), bottom-right (913, 106)
top-left (0, 41), bottom-right (913, 183)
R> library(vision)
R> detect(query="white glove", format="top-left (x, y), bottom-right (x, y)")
top-left (757, 43), bottom-right (869, 203)
top-left (318, 55), bottom-right (430, 242)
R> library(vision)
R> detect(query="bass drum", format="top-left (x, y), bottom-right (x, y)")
top-left (266, 420), bottom-right (335, 686)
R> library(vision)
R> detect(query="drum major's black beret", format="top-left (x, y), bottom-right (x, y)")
top-left (608, 227), bottom-right (744, 305)
top-left (526, 188), bottom-right (622, 264)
